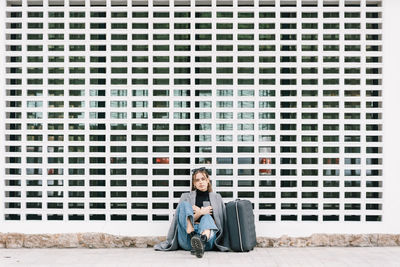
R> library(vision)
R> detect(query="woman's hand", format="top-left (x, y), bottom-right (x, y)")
top-left (200, 206), bottom-right (213, 215)
top-left (192, 205), bottom-right (201, 215)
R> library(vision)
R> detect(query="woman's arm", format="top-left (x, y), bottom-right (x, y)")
top-left (193, 205), bottom-right (201, 221)
top-left (193, 205), bottom-right (213, 221)
top-left (193, 208), bottom-right (202, 222)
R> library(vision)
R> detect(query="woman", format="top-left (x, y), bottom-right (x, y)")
top-left (154, 167), bottom-right (230, 257)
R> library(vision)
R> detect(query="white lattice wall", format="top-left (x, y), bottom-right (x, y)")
top-left (1, 0), bottom-right (397, 237)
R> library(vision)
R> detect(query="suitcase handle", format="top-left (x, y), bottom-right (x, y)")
top-left (224, 199), bottom-right (241, 206)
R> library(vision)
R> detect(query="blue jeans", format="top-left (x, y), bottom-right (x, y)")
top-left (176, 201), bottom-right (218, 251)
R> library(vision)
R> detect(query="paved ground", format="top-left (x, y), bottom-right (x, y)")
top-left (0, 247), bottom-right (400, 267)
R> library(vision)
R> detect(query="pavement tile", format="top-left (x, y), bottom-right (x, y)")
top-left (0, 247), bottom-right (399, 267)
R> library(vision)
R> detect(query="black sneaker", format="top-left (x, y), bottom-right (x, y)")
top-left (200, 234), bottom-right (208, 243)
top-left (189, 231), bottom-right (196, 238)
top-left (188, 232), bottom-right (197, 255)
top-left (190, 234), bottom-right (205, 258)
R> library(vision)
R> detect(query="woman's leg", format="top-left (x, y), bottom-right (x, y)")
top-left (204, 230), bottom-right (217, 251)
top-left (186, 217), bottom-right (194, 234)
top-left (176, 201), bottom-right (194, 251)
top-left (198, 214), bottom-right (219, 251)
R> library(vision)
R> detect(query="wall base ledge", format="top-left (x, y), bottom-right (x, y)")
top-left (1, 233), bottom-right (400, 248)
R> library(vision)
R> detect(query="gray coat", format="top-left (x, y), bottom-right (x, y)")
top-left (154, 190), bottom-right (231, 252)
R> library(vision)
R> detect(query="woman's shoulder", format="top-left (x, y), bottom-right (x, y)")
top-left (180, 191), bottom-right (191, 199)
top-left (210, 191), bottom-right (223, 200)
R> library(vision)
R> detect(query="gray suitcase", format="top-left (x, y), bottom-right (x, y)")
top-left (226, 199), bottom-right (257, 252)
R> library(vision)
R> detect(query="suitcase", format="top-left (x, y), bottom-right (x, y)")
top-left (226, 199), bottom-right (257, 252)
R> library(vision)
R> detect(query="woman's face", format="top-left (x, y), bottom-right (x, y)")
top-left (194, 172), bottom-right (209, 192)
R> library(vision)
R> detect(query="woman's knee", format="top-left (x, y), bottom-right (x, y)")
top-left (200, 214), bottom-right (213, 222)
top-left (199, 214), bottom-right (218, 230)
top-left (176, 201), bottom-right (193, 220)
top-left (177, 201), bottom-right (191, 210)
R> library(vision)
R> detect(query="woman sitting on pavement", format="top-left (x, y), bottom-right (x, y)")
top-left (154, 167), bottom-right (231, 257)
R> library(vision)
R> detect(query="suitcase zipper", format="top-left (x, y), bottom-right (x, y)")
top-left (235, 201), bottom-right (244, 252)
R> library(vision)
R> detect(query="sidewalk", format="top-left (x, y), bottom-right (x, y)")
top-left (1, 247), bottom-right (400, 267)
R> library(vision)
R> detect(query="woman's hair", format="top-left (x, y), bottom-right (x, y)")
top-left (191, 168), bottom-right (213, 192)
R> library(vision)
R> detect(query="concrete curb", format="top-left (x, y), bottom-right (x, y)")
top-left (1, 233), bottom-right (400, 248)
